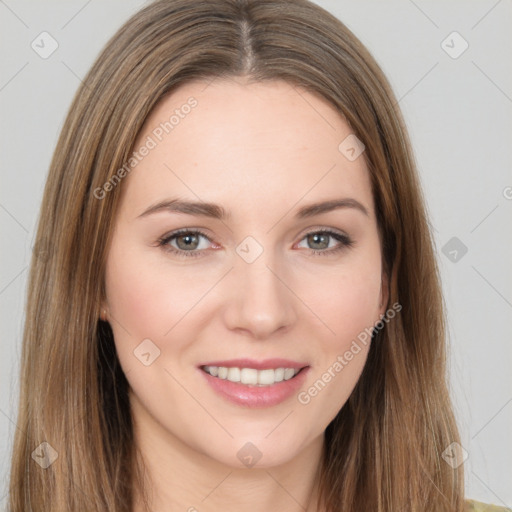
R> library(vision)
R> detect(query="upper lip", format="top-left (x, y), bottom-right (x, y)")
top-left (199, 358), bottom-right (308, 370)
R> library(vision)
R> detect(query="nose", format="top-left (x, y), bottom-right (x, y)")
top-left (222, 251), bottom-right (297, 340)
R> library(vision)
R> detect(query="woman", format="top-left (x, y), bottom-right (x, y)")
top-left (7, 0), bottom-right (508, 510)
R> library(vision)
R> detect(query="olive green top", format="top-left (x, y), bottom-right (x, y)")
top-left (466, 499), bottom-right (511, 511)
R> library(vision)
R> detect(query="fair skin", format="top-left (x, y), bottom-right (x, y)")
top-left (103, 77), bottom-right (388, 512)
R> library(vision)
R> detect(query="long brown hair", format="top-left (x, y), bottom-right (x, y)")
top-left (8, 0), bottom-right (464, 510)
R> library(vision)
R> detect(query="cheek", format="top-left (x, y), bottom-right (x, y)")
top-left (292, 249), bottom-right (382, 418)
top-left (309, 272), bottom-right (377, 373)
top-left (104, 244), bottom-right (217, 343)
top-left (330, 273), bottom-right (381, 343)
top-left (299, 256), bottom-right (382, 352)
top-left (103, 244), bottom-right (217, 405)
top-left (294, 279), bottom-right (378, 429)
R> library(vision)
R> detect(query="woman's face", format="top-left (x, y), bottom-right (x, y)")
top-left (103, 78), bottom-right (388, 468)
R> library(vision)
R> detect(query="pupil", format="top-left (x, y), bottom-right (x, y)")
top-left (309, 233), bottom-right (328, 250)
top-left (177, 234), bottom-right (198, 250)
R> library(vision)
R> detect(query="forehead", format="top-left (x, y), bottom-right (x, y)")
top-left (121, 78), bottom-right (373, 221)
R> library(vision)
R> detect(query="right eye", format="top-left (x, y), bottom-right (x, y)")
top-left (157, 229), bottom-right (215, 258)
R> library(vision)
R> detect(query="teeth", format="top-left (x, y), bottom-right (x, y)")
top-left (203, 366), bottom-right (301, 386)
top-left (283, 368), bottom-right (295, 380)
top-left (241, 368), bottom-right (258, 385)
top-left (274, 368), bottom-right (284, 382)
top-left (227, 367), bottom-right (240, 382)
top-left (258, 369), bottom-right (275, 385)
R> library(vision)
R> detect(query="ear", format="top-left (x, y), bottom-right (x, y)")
top-left (99, 300), bottom-right (109, 321)
top-left (378, 270), bottom-right (390, 317)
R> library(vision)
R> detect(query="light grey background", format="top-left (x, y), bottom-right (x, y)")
top-left (1, 0), bottom-right (511, 508)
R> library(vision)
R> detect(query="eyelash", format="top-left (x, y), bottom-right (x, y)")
top-left (157, 228), bottom-right (354, 258)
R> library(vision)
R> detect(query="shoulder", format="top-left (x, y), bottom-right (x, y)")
top-left (465, 499), bottom-right (511, 511)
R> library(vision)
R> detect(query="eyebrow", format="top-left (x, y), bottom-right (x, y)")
top-left (137, 197), bottom-right (369, 220)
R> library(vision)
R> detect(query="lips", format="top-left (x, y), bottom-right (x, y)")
top-left (197, 358), bottom-right (310, 408)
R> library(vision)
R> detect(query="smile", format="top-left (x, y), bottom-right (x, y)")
top-left (201, 365), bottom-right (302, 386)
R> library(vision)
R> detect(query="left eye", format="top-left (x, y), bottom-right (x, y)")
top-left (297, 231), bottom-right (347, 251)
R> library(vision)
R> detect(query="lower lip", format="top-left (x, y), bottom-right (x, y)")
top-left (199, 367), bottom-right (310, 408)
